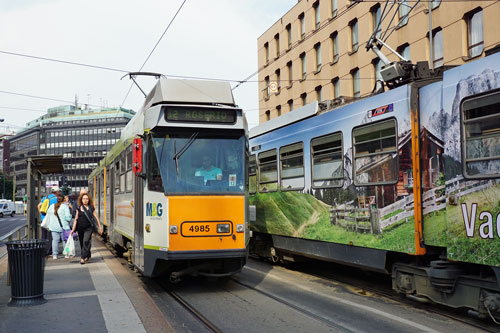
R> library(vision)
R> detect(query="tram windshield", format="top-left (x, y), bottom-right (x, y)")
top-left (149, 129), bottom-right (246, 194)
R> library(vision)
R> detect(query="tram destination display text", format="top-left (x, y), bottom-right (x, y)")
top-left (166, 107), bottom-right (236, 124)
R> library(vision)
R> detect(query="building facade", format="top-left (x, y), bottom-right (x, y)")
top-left (9, 105), bottom-right (135, 199)
top-left (257, 0), bottom-right (500, 123)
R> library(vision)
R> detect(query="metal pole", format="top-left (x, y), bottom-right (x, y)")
top-left (429, 0), bottom-right (433, 70)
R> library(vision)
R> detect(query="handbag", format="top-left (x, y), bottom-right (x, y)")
top-left (40, 215), bottom-right (49, 229)
top-left (56, 211), bottom-right (75, 241)
top-left (81, 205), bottom-right (99, 233)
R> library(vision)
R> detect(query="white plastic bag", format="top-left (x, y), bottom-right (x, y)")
top-left (63, 236), bottom-right (75, 257)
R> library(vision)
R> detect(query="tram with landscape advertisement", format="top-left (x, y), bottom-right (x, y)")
top-left (248, 52), bottom-right (500, 320)
top-left (89, 78), bottom-right (249, 280)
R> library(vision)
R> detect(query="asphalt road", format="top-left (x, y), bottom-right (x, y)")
top-left (0, 215), bottom-right (26, 240)
top-left (0, 215), bottom-right (27, 256)
top-left (152, 259), bottom-right (487, 333)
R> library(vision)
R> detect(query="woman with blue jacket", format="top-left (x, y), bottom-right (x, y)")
top-left (46, 195), bottom-right (72, 259)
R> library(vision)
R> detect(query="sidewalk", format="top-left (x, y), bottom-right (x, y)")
top-left (0, 237), bottom-right (172, 333)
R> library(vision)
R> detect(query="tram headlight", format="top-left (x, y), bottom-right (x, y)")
top-left (217, 224), bottom-right (230, 233)
top-left (170, 225), bottom-right (178, 234)
top-left (236, 224), bottom-right (244, 233)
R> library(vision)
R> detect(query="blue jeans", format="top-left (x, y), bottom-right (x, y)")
top-left (51, 231), bottom-right (65, 256)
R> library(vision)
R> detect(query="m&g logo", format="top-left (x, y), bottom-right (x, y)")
top-left (146, 202), bottom-right (163, 217)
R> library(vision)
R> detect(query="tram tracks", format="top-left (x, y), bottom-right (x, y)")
top-left (260, 258), bottom-right (500, 333)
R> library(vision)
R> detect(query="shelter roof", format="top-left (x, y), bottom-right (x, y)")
top-left (28, 155), bottom-right (64, 174)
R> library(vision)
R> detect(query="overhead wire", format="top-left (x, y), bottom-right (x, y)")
top-left (120, 0), bottom-right (188, 107)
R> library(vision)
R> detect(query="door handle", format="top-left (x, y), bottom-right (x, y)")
top-left (130, 201), bottom-right (134, 207)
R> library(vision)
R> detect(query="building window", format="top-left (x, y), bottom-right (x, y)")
top-left (275, 69), bottom-right (281, 93)
top-left (331, 0), bottom-right (337, 17)
top-left (274, 33), bottom-right (280, 58)
top-left (265, 110), bottom-right (270, 121)
top-left (286, 24), bottom-right (292, 49)
top-left (353, 119), bottom-right (398, 185)
top-left (314, 1), bottom-right (320, 29)
top-left (331, 32), bottom-right (339, 63)
top-left (397, 43), bottom-right (410, 61)
top-left (431, 0), bottom-right (440, 9)
top-left (316, 85), bottom-right (323, 102)
top-left (461, 90), bottom-right (500, 178)
top-left (264, 76), bottom-right (270, 99)
top-left (432, 28), bottom-right (444, 68)
top-left (351, 68), bottom-right (360, 98)
top-left (258, 149), bottom-right (278, 192)
top-left (301, 93), bottom-right (307, 106)
top-left (399, 0), bottom-right (409, 26)
top-left (300, 52), bottom-right (306, 80)
top-left (299, 13), bottom-right (305, 39)
top-left (311, 132), bottom-right (343, 188)
top-left (249, 155), bottom-right (257, 194)
top-left (280, 142), bottom-right (305, 190)
top-left (332, 77), bottom-right (340, 98)
top-left (314, 43), bottom-right (322, 72)
top-left (371, 4), bottom-right (381, 37)
top-left (276, 105), bottom-right (282, 117)
top-left (264, 42), bottom-right (269, 64)
top-left (288, 99), bottom-right (294, 112)
top-left (287, 61), bottom-right (293, 86)
top-left (467, 9), bottom-right (483, 58)
top-left (349, 19), bottom-right (358, 52)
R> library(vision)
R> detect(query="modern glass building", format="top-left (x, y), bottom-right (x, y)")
top-left (9, 105), bottom-right (135, 198)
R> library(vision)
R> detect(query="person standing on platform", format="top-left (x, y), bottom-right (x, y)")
top-left (46, 195), bottom-right (71, 259)
top-left (69, 192), bottom-right (103, 265)
top-left (38, 186), bottom-right (61, 256)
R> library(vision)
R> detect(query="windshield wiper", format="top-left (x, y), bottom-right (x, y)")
top-left (173, 132), bottom-right (199, 175)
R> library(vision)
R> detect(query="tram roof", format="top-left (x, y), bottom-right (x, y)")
top-left (143, 78), bottom-right (236, 111)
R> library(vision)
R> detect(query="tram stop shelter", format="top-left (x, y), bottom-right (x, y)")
top-left (25, 155), bottom-right (64, 239)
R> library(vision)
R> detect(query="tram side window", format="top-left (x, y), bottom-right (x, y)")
top-left (258, 149), bottom-right (278, 192)
top-left (353, 119), bottom-right (398, 185)
top-left (148, 137), bottom-right (163, 192)
top-left (311, 132), bottom-right (343, 188)
top-left (115, 162), bottom-right (120, 194)
top-left (126, 147), bottom-right (133, 192)
top-left (462, 90), bottom-right (500, 178)
top-left (249, 155), bottom-right (257, 194)
top-left (280, 142), bottom-right (304, 190)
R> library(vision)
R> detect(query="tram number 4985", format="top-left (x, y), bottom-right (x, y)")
top-left (189, 225), bottom-right (210, 232)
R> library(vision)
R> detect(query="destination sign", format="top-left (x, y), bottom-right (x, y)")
top-left (166, 107), bottom-right (236, 124)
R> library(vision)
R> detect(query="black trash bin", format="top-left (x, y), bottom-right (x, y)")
top-left (6, 239), bottom-right (48, 306)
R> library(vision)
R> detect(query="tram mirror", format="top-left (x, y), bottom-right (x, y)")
top-left (133, 137), bottom-right (143, 175)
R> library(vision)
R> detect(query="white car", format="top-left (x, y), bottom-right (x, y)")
top-left (0, 201), bottom-right (16, 217)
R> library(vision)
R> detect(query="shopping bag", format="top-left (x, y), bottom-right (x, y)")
top-left (63, 236), bottom-right (75, 257)
top-left (40, 215), bottom-right (50, 229)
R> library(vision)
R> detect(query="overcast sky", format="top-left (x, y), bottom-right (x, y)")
top-left (0, 0), bottom-right (293, 133)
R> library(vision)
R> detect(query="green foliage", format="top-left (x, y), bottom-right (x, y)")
top-left (250, 190), bottom-right (416, 254)
top-left (249, 191), bottom-right (328, 235)
top-left (0, 171), bottom-right (13, 200)
top-left (423, 209), bottom-right (447, 246)
top-left (303, 211), bottom-right (415, 253)
top-left (446, 184), bottom-right (500, 265)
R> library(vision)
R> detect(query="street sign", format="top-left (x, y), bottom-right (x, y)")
top-left (269, 82), bottom-right (278, 93)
